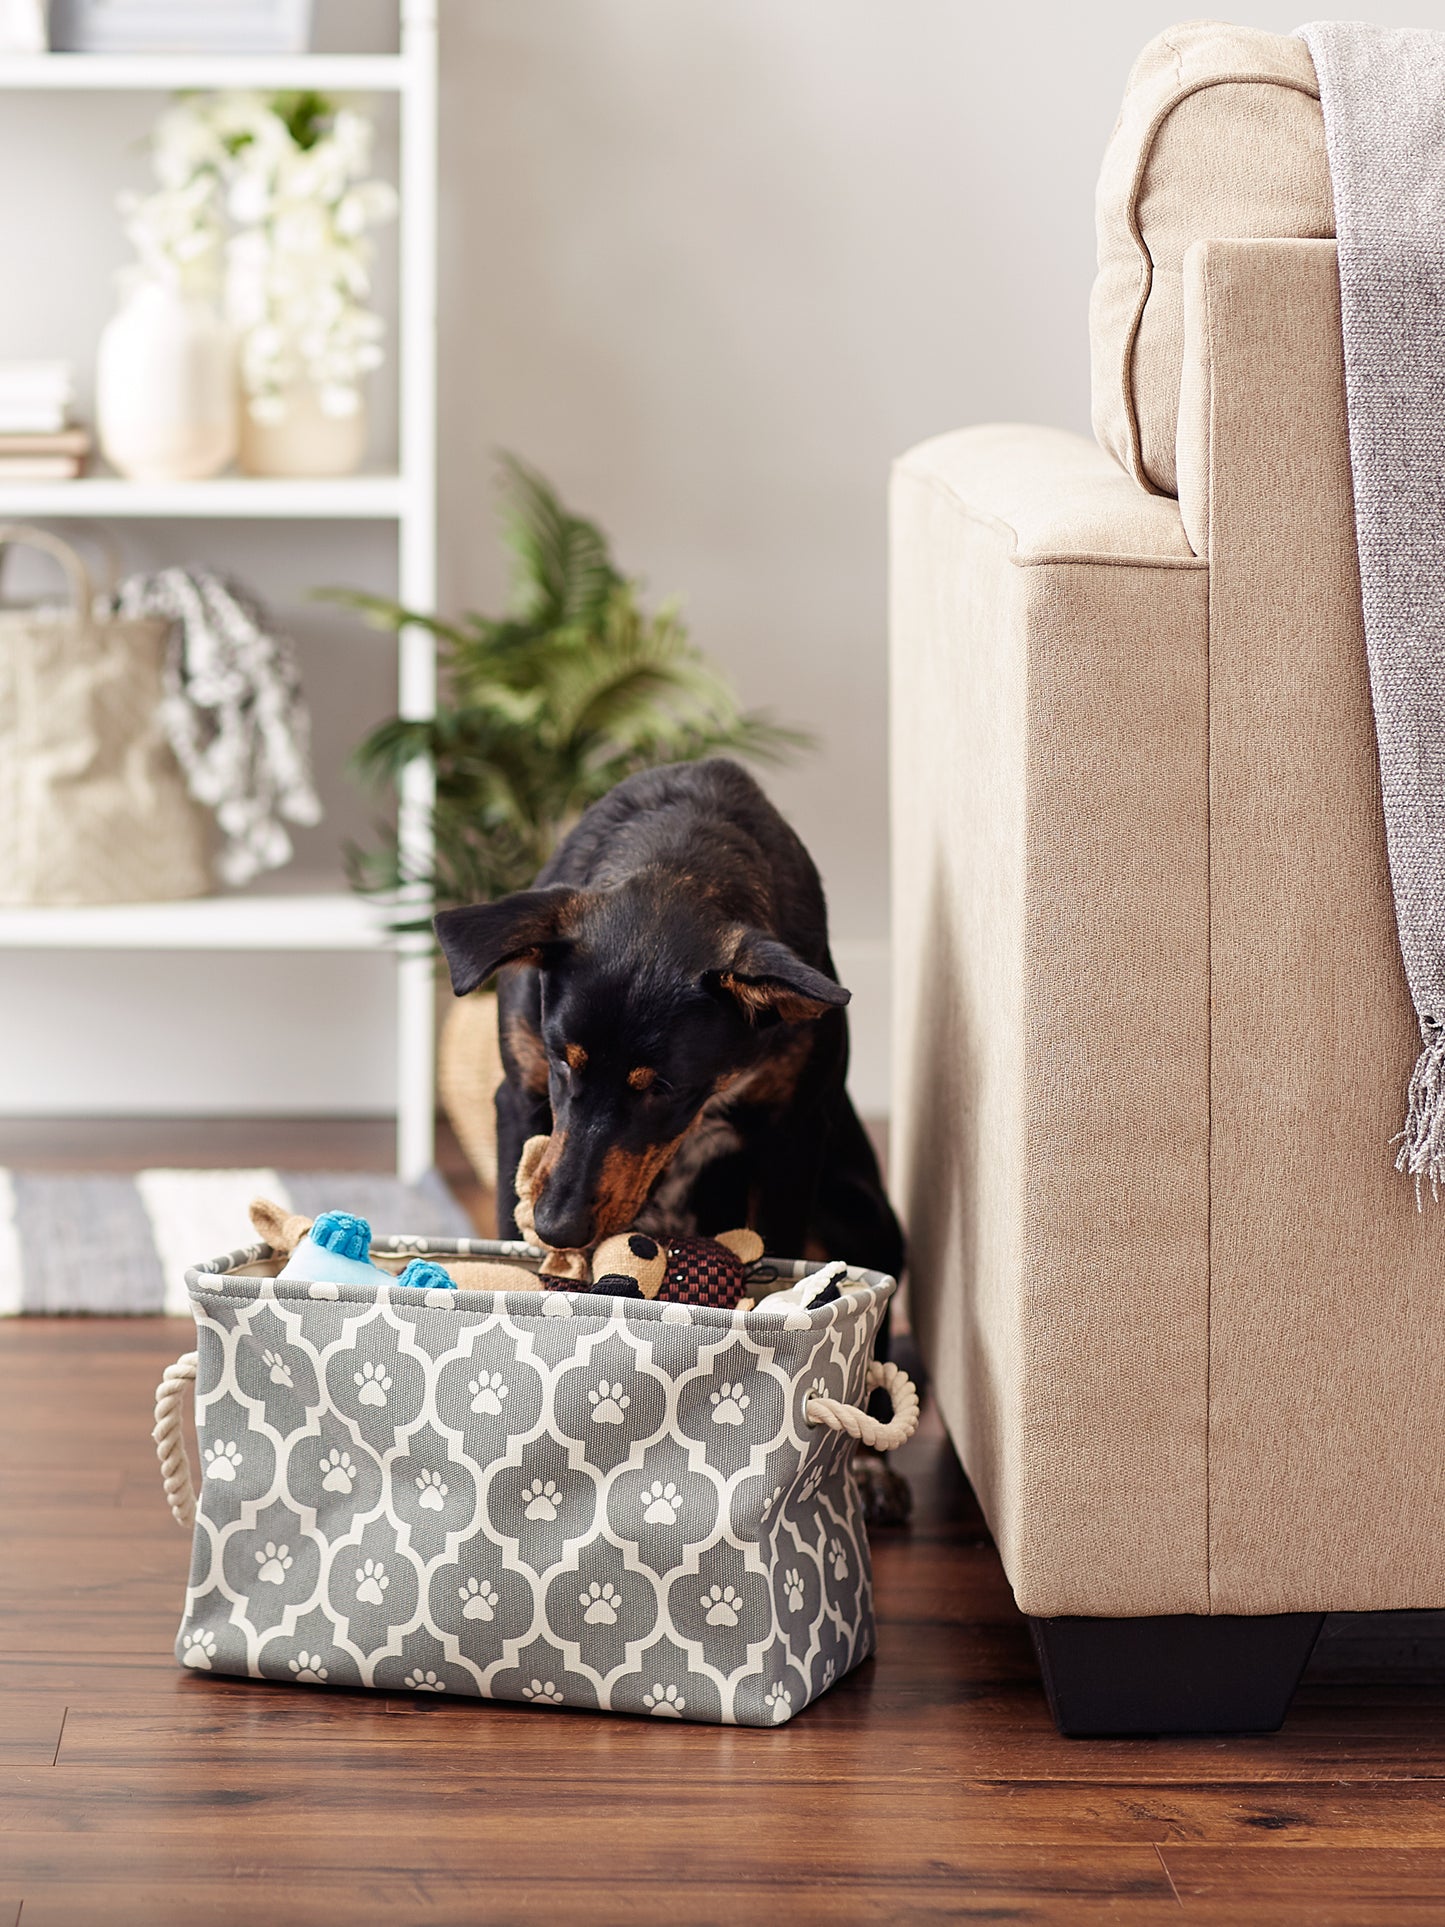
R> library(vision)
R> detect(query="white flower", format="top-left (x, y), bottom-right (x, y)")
top-left (119, 87), bottom-right (396, 410)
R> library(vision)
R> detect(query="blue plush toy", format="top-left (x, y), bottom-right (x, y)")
top-left (276, 1209), bottom-right (455, 1293)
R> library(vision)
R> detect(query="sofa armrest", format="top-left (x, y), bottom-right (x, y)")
top-left (1169, 239), bottom-right (1440, 1616)
top-left (889, 425), bottom-right (1211, 1615)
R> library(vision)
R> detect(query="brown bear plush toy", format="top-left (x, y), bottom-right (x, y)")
top-left (585, 1226), bottom-right (765, 1310)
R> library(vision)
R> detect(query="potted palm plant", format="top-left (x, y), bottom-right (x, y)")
top-left (341, 458), bottom-right (808, 1189)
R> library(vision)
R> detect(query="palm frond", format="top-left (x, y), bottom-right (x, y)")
top-left (497, 454), bottom-right (621, 631)
top-left (340, 459), bottom-right (812, 924)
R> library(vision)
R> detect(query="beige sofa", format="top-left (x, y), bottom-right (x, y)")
top-left (890, 21), bottom-right (1444, 1735)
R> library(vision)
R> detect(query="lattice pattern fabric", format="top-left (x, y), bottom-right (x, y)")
top-left (174, 1243), bottom-right (895, 1726)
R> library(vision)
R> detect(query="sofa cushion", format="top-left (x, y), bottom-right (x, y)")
top-left (1090, 20), bottom-right (1332, 496)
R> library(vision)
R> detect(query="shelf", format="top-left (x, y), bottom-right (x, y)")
top-left (0, 53), bottom-right (409, 92)
top-left (0, 890), bottom-right (406, 952)
top-left (0, 472), bottom-right (410, 520)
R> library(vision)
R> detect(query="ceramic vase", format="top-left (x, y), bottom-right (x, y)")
top-left (96, 281), bottom-right (238, 482)
top-left (238, 385), bottom-right (368, 478)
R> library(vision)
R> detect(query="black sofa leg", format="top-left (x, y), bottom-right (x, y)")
top-left (1029, 1612), bottom-right (1325, 1738)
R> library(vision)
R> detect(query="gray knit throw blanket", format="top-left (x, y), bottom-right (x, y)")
top-left (1300, 22), bottom-right (1445, 1195)
top-left (115, 568), bottom-right (322, 887)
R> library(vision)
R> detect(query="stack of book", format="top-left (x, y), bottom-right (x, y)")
top-left (0, 363), bottom-right (89, 480)
top-left (49, 0), bottom-right (313, 54)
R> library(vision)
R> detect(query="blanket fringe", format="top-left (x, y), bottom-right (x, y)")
top-left (1394, 1024), bottom-right (1445, 1205)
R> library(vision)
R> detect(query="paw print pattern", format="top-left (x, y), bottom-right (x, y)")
top-left (523, 1677), bottom-right (564, 1704)
top-left (808, 1375), bottom-right (829, 1401)
top-left (783, 1568), bottom-right (805, 1613)
top-left (468, 1371), bottom-right (509, 1416)
top-left (405, 1669), bottom-right (445, 1692)
top-left (355, 1558), bottom-right (389, 1605)
top-left (523, 1478), bottom-right (560, 1522)
top-left (354, 1361), bottom-right (392, 1407)
top-left (262, 1348), bottom-right (294, 1388)
top-left (765, 1684), bottom-right (792, 1724)
top-left (581, 1581), bottom-right (621, 1625)
top-left (760, 1483), bottom-right (783, 1521)
top-left (642, 1480), bottom-right (681, 1525)
top-left (204, 1439), bottom-right (242, 1482)
top-left (800, 1466), bottom-right (823, 1502)
top-left (709, 1381), bottom-right (750, 1426)
top-left (288, 1651), bottom-right (328, 1682)
top-left (703, 1584), bottom-right (741, 1627)
top-left (643, 1682), bottom-right (686, 1717)
top-left (588, 1380), bottom-right (632, 1425)
top-left (416, 1468), bottom-right (449, 1512)
top-left (319, 1448), bottom-right (355, 1494)
top-left (828, 1537), bottom-right (849, 1582)
top-left (822, 1657), bottom-right (836, 1688)
top-left (180, 1628), bottom-right (216, 1669)
top-left (255, 1542), bottom-right (293, 1585)
top-left (459, 1577), bottom-right (499, 1621)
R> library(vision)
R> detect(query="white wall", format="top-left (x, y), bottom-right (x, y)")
top-left (3, 0), bottom-right (1444, 1120)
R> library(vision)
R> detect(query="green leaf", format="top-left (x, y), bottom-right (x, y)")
top-left (337, 457), bottom-right (812, 931)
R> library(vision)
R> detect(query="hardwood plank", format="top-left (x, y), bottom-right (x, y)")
top-left (49, 1678), bottom-right (1445, 1783)
top-left (1161, 1845), bottom-right (1445, 1919)
top-left (6, 1768), bottom-right (1445, 1851)
top-left (0, 1697), bottom-right (65, 1766)
top-left (0, 1874), bottom-right (1186, 1927)
top-left (0, 1818), bottom-right (1183, 1891)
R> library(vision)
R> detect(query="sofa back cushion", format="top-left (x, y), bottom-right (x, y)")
top-left (1090, 20), bottom-right (1332, 496)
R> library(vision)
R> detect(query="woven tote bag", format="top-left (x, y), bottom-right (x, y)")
top-left (154, 1234), bottom-right (917, 1727)
top-left (0, 524), bottom-right (209, 904)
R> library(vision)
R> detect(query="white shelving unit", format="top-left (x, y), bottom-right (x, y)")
top-left (0, 3), bottom-right (440, 1181)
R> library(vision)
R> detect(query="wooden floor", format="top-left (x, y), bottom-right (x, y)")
top-left (2, 1122), bottom-right (1444, 1925)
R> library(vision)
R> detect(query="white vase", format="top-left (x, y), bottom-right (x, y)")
top-left (238, 384), bottom-right (368, 479)
top-left (96, 282), bottom-right (238, 483)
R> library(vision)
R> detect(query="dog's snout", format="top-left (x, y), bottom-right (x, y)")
top-left (531, 1193), bottom-right (594, 1252)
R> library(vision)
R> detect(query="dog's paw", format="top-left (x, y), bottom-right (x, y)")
top-left (851, 1449), bottom-right (912, 1530)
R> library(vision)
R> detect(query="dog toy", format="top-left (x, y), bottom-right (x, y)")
top-left (250, 1198), bottom-right (540, 1294)
top-left (276, 1209), bottom-right (397, 1288)
top-left (749, 1262), bottom-right (849, 1317)
top-left (511, 1136), bottom-right (591, 1280)
top-left (511, 1134), bottom-right (767, 1307)
top-left (585, 1225), bottom-right (765, 1309)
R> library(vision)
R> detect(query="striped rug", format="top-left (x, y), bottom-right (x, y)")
top-left (0, 1168), bottom-right (472, 1316)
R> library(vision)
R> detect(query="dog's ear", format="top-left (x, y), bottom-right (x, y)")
top-left (434, 887), bottom-right (581, 997)
top-left (712, 931), bottom-right (850, 1025)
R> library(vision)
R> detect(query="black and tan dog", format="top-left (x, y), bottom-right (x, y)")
top-left (434, 759), bottom-right (904, 1286)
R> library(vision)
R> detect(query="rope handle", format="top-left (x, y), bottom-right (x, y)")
top-left (805, 1359), bottom-right (920, 1452)
top-left (153, 1351), bottom-right (198, 1529)
top-left (0, 523), bottom-right (95, 619)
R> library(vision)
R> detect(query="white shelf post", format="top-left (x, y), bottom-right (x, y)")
top-left (396, 0), bottom-right (440, 1183)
